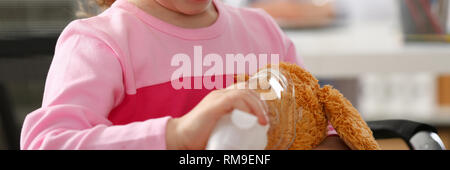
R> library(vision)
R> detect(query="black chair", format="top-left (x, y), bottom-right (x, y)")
top-left (0, 36), bottom-right (57, 150)
top-left (0, 84), bottom-right (20, 150)
top-left (368, 119), bottom-right (446, 150)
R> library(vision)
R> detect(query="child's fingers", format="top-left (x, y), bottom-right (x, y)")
top-left (230, 97), bottom-right (254, 117)
top-left (249, 90), bottom-right (269, 115)
top-left (230, 90), bottom-right (268, 125)
top-left (245, 90), bottom-right (269, 125)
top-left (220, 85), bottom-right (268, 125)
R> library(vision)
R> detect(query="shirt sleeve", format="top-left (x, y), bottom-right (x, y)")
top-left (20, 32), bottom-right (170, 150)
top-left (327, 122), bottom-right (338, 136)
top-left (283, 38), bottom-right (304, 67)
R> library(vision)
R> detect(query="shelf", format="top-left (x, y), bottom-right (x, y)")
top-left (363, 108), bottom-right (450, 126)
top-left (286, 24), bottom-right (450, 78)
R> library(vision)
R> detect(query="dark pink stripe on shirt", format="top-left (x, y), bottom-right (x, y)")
top-left (108, 75), bottom-right (234, 125)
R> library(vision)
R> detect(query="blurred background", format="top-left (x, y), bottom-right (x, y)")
top-left (0, 0), bottom-right (450, 150)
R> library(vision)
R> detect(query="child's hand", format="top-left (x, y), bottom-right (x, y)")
top-left (165, 86), bottom-right (268, 150)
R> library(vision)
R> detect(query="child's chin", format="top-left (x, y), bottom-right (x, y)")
top-left (181, 8), bottom-right (209, 15)
top-left (181, 0), bottom-right (212, 14)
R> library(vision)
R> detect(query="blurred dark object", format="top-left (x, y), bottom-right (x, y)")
top-left (0, 0), bottom-right (75, 38)
top-left (400, 0), bottom-right (450, 43)
top-left (0, 55), bottom-right (51, 150)
top-left (249, 0), bottom-right (337, 29)
top-left (0, 0), bottom-right (74, 149)
top-left (0, 36), bottom-right (55, 149)
top-left (0, 0), bottom-right (73, 57)
top-left (0, 36), bottom-right (58, 58)
top-left (368, 119), bottom-right (446, 150)
top-left (0, 84), bottom-right (20, 150)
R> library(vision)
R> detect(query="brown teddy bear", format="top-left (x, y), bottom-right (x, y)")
top-left (237, 62), bottom-right (380, 150)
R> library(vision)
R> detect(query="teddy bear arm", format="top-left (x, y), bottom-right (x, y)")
top-left (319, 85), bottom-right (381, 150)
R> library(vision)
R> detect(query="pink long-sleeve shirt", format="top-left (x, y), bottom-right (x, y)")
top-left (20, 0), bottom-right (303, 150)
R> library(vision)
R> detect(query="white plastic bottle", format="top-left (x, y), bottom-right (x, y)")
top-left (206, 68), bottom-right (298, 150)
top-left (206, 109), bottom-right (270, 150)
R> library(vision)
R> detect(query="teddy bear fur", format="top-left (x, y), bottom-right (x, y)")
top-left (243, 62), bottom-right (380, 150)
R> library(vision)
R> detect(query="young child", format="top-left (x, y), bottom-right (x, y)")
top-left (20, 0), bottom-right (346, 150)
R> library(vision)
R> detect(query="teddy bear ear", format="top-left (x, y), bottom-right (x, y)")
top-left (319, 85), bottom-right (381, 150)
top-left (272, 63), bottom-right (328, 150)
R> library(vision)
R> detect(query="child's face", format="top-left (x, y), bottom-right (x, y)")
top-left (156, 0), bottom-right (214, 15)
